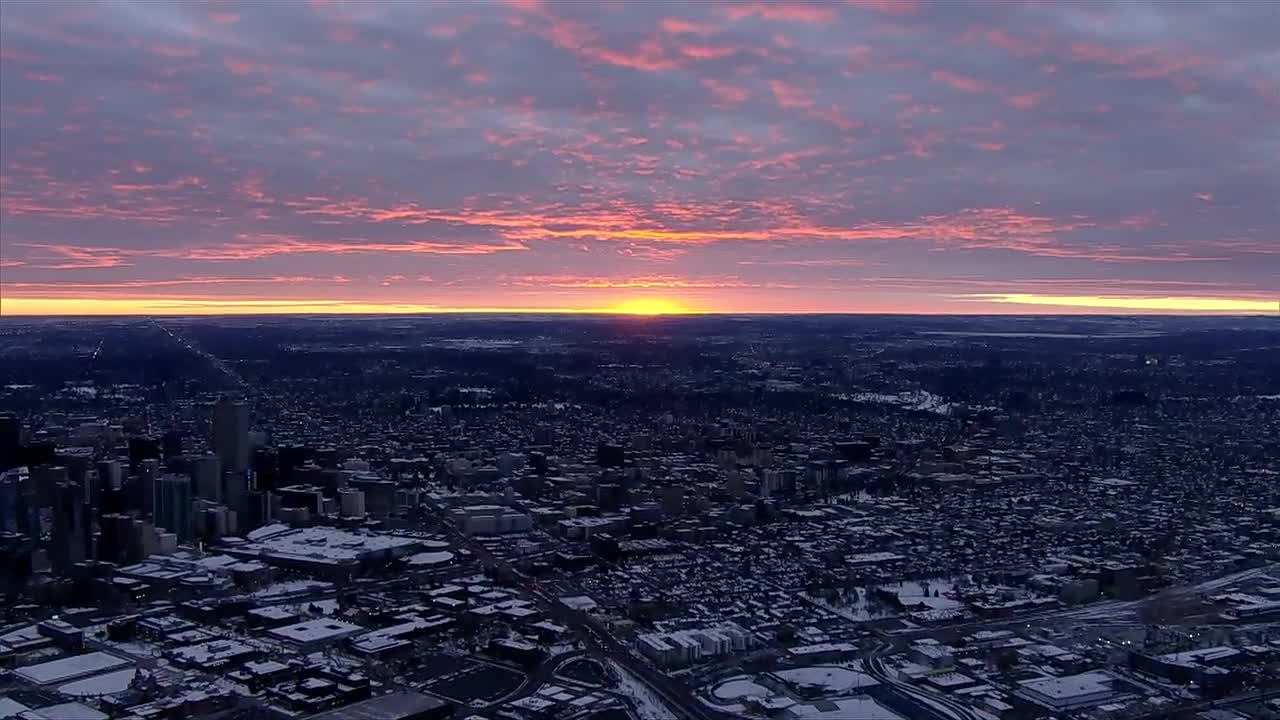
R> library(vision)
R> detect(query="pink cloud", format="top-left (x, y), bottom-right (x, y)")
top-left (661, 17), bottom-right (716, 34)
top-left (769, 79), bottom-right (814, 108)
top-left (703, 77), bottom-right (752, 103)
top-left (679, 44), bottom-right (738, 60)
top-left (1005, 88), bottom-right (1053, 110)
top-left (223, 58), bottom-right (257, 75)
top-left (931, 69), bottom-right (985, 92)
top-left (725, 2), bottom-right (837, 23)
top-left (846, 0), bottom-right (917, 16)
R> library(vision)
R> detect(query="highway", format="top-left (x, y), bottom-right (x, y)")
top-left (864, 641), bottom-right (986, 720)
top-left (439, 516), bottom-right (728, 720)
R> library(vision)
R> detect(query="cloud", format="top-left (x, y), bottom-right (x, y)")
top-left (0, 0), bottom-right (1275, 313)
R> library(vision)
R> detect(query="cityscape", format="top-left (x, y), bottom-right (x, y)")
top-left (2, 0), bottom-right (1279, 718)
top-left (0, 314), bottom-right (1277, 720)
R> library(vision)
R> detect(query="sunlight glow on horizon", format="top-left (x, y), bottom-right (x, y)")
top-left (0, 296), bottom-right (707, 317)
top-left (607, 297), bottom-right (697, 315)
top-left (969, 294), bottom-right (1278, 313)
top-left (2, 293), bottom-right (1275, 317)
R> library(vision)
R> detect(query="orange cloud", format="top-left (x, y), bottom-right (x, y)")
top-left (931, 69), bottom-right (985, 92)
top-left (725, 2), bottom-right (837, 23)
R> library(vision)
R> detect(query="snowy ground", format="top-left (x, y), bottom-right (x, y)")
top-left (250, 579), bottom-right (332, 598)
top-left (787, 696), bottom-right (906, 719)
top-left (58, 668), bottom-right (137, 697)
top-left (606, 660), bottom-right (679, 720)
top-left (712, 676), bottom-right (774, 701)
top-left (774, 665), bottom-right (879, 693)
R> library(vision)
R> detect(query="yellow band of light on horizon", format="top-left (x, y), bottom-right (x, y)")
top-left (2, 294), bottom-right (1275, 316)
top-left (0, 296), bottom-right (701, 316)
top-left (968, 294), bottom-right (1278, 312)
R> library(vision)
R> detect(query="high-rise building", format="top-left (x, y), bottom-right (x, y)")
top-left (193, 502), bottom-right (237, 541)
top-left (50, 481), bottom-right (87, 573)
top-left (252, 446), bottom-right (279, 491)
top-left (0, 467), bottom-right (38, 537)
top-left (276, 444), bottom-right (313, 488)
top-left (161, 430), bottom-right (185, 460)
top-left (241, 490), bottom-right (271, 531)
top-left (135, 457), bottom-right (161, 517)
top-left (153, 474), bottom-right (193, 542)
top-left (95, 459), bottom-right (123, 492)
top-left (191, 454), bottom-right (222, 503)
top-left (338, 488), bottom-right (366, 518)
top-left (58, 448), bottom-right (94, 493)
top-left (348, 474), bottom-right (396, 517)
top-left (98, 513), bottom-right (135, 564)
top-left (0, 414), bottom-right (20, 471)
top-left (213, 398), bottom-right (250, 474)
top-left (127, 437), bottom-right (161, 474)
top-left (224, 468), bottom-right (249, 521)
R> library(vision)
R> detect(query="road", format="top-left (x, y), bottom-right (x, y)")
top-left (147, 317), bottom-right (251, 392)
top-left (881, 561), bottom-right (1280, 643)
top-left (439, 516), bottom-right (728, 720)
top-left (857, 564), bottom-right (1280, 720)
top-left (864, 641), bottom-right (986, 720)
top-left (429, 498), bottom-right (1277, 720)
top-left (486, 649), bottom-right (587, 708)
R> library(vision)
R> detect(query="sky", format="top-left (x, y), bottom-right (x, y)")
top-left (0, 0), bottom-right (1277, 315)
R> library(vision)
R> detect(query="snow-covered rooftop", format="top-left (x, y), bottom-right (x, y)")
top-left (14, 651), bottom-right (129, 685)
top-left (227, 526), bottom-right (421, 564)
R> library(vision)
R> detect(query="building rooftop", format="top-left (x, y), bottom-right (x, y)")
top-left (227, 526), bottom-right (422, 564)
top-left (267, 618), bottom-right (365, 645)
top-left (14, 651), bottom-right (130, 686)
top-left (1019, 671), bottom-right (1115, 701)
top-left (304, 691), bottom-right (448, 720)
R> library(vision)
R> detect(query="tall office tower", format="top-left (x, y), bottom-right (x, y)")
top-left (32, 464), bottom-right (70, 508)
top-left (96, 460), bottom-right (130, 517)
top-left (241, 490), bottom-right (270, 532)
top-left (251, 447), bottom-right (279, 492)
top-left (161, 430), bottom-right (184, 460)
top-left (131, 518), bottom-right (158, 561)
top-left (96, 459), bottom-right (124, 492)
top-left (224, 469), bottom-right (248, 521)
top-left (213, 398), bottom-right (250, 474)
top-left (191, 454), bottom-right (222, 503)
top-left (276, 445), bottom-right (313, 488)
top-left (98, 513), bottom-right (134, 564)
top-left (0, 467), bottom-right (38, 537)
top-left (58, 449), bottom-right (94, 492)
top-left (50, 481), bottom-right (87, 573)
top-left (135, 458), bottom-right (161, 517)
top-left (338, 488), bottom-right (366, 519)
top-left (153, 474), bottom-right (193, 543)
top-left (0, 414), bottom-right (19, 470)
top-left (127, 437), bottom-right (161, 474)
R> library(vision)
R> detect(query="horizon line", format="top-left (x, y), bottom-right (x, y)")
top-left (1, 293), bottom-right (1275, 318)
top-left (2, 310), bottom-right (1275, 319)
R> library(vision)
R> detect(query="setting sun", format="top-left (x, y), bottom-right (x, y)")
top-left (608, 297), bottom-right (697, 315)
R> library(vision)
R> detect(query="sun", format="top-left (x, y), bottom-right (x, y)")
top-left (609, 297), bottom-right (695, 315)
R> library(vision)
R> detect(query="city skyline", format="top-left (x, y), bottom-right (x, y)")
top-left (1, 0), bottom-right (1278, 315)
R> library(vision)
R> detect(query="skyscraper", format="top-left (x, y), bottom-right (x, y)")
top-left (213, 398), bottom-right (249, 474)
top-left (50, 481), bottom-right (86, 573)
top-left (153, 474), bottom-right (193, 543)
top-left (224, 468), bottom-right (248, 522)
top-left (135, 457), bottom-right (160, 518)
top-left (0, 467), bottom-right (37, 537)
top-left (127, 436), bottom-right (160, 474)
top-left (191, 454), bottom-right (222, 503)
top-left (0, 414), bottom-right (20, 471)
